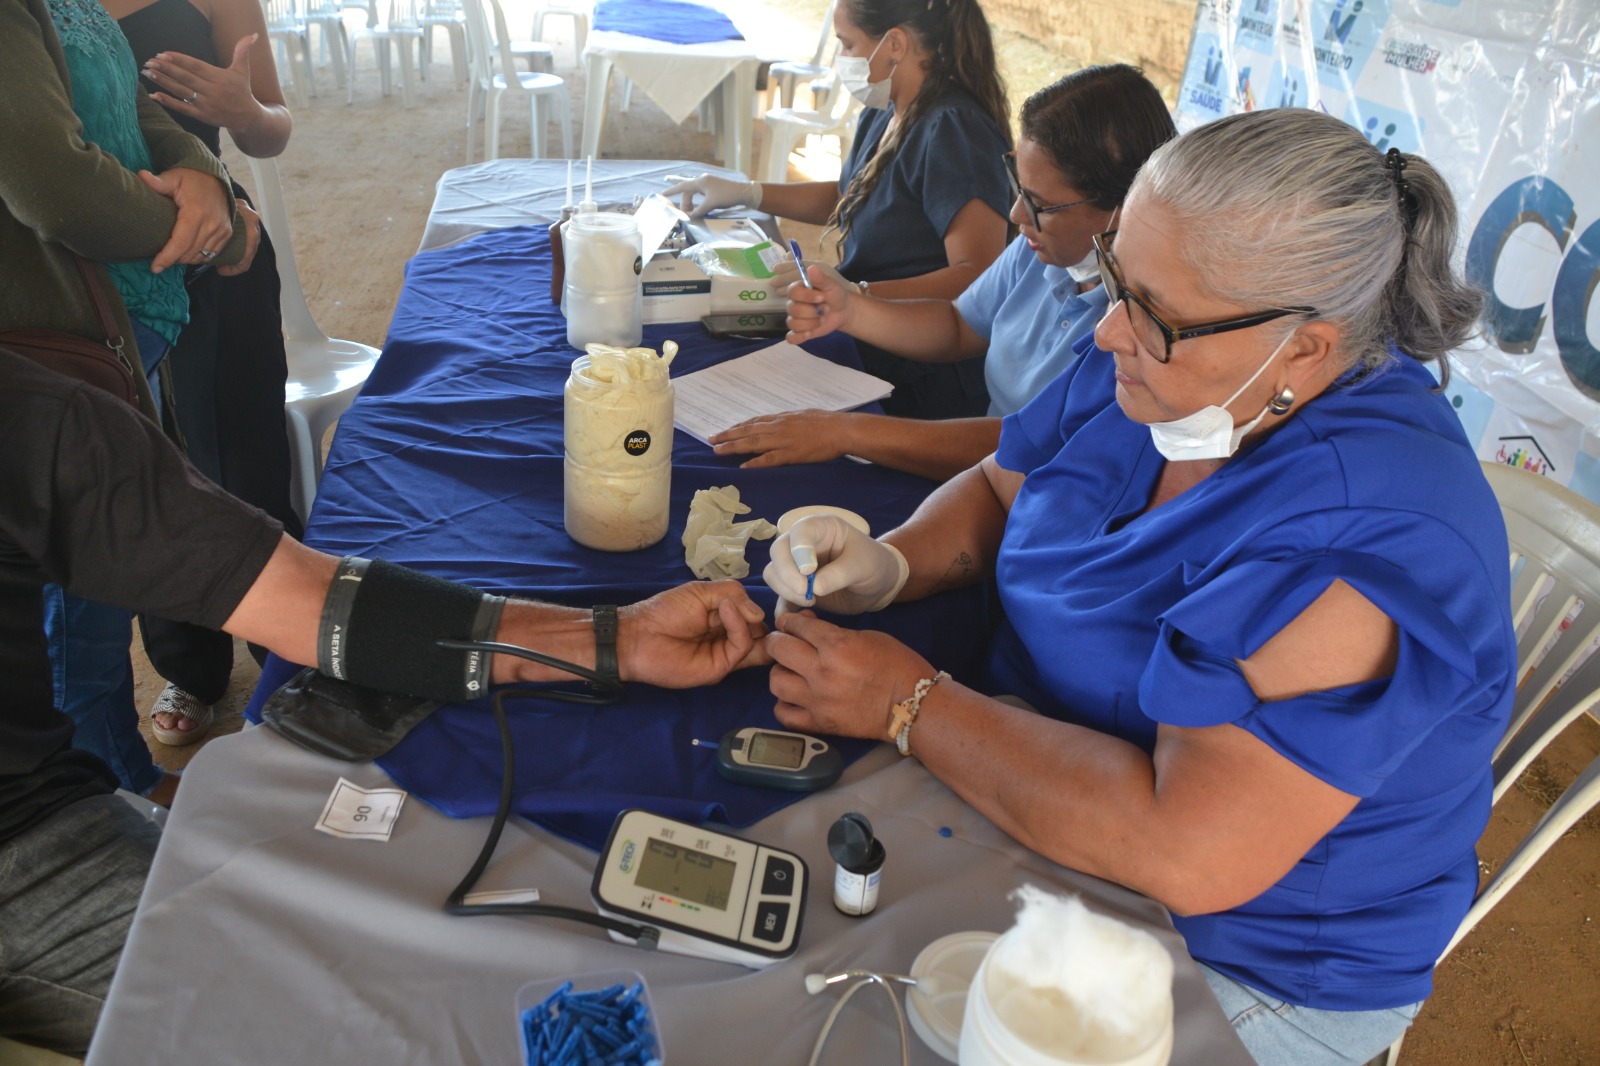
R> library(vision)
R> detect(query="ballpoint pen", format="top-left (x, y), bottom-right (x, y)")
top-left (789, 238), bottom-right (813, 289)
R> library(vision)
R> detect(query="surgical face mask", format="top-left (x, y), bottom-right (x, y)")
top-left (1064, 247), bottom-right (1100, 284)
top-left (1146, 331), bottom-right (1295, 462)
top-left (836, 35), bottom-right (893, 109)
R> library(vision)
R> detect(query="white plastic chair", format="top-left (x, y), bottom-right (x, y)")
top-left (759, 67), bottom-right (861, 182)
top-left (263, 0), bottom-right (316, 105)
top-left (420, 0), bottom-right (469, 87)
top-left (531, 1), bottom-right (588, 65)
top-left (243, 156), bottom-right (382, 525)
top-left (766, 0), bottom-right (836, 110)
top-left (299, 0), bottom-right (351, 86)
top-left (346, 0), bottom-right (428, 107)
top-left (462, 0), bottom-right (572, 161)
top-left (1378, 461), bottom-right (1600, 1065)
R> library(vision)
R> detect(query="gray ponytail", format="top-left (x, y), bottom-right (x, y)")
top-left (1129, 109), bottom-right (1483, 378)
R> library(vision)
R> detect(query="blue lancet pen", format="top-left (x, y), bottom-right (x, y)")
top-left (806, 572), bottom-right (816, 602)
top-left (789, 238), bottom-right (813, 288)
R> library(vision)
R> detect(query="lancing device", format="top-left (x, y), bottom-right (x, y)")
top-left (788, 238), bottom-right (813, 289)
top-left (792, 543), bottom-right (818, 604)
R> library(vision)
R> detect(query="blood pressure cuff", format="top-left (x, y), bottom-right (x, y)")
top-left (318, 556), bottom-right (506, 703)
top-left (261, 668), bottom-right (441, 762)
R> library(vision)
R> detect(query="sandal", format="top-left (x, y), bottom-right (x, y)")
top-left (150, 683), bottom-right (217, 747)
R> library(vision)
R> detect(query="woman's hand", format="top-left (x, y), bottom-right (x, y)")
top-left (216, 200), bottom-right (261, 276)
top-left (779, 261), bottom-right (857, 343)
top-left (763, 515), bottom-right (909, 615)
top-left (617, 580), bottom-right (772, 688)
top-left (663, 173), bottom-right (762, 218)
top-left (766, 612), bottom-right (933, 739)
top-left (710, 409), bottom-right (854, 468)
top-left (141, 35), bottom-right (260, 133)
top-left (140, 167), bottom-right (234, 273)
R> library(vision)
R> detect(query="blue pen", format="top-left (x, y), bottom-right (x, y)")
top-left (806, 572), bottom-right (816, 602)
top-left (788, 238), bottom-right (813, 288)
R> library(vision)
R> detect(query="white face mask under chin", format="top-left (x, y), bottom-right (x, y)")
top-left (1146, 332), bottom-right (1296, 462)
top-left (1063, 247), bottom-right (1100, 284)
top-left (835, 36), bottom-right (893, 109)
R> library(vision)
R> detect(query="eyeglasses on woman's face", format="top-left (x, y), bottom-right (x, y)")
top-left (1091, 230), bottom-right (1316, 363)
top-left (1003, 152), bottom-right (1094, 231)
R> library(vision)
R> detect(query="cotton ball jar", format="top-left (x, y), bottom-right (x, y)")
top-left (564, 341), bottom-right (676, 551)
top-left (960, 886), bottom-right (1174, 1066)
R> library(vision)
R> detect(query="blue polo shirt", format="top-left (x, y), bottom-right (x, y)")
top-left (987, 347), bottom-right (1514, 1010)
top-left (956, 235), bottom-right (1110, 416)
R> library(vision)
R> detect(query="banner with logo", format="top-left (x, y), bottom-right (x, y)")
top-left (1173, 0), bottom-right (1600, 497)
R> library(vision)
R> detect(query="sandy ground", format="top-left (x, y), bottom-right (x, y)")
top-left (125, 3), bottom-right (1600, 1063)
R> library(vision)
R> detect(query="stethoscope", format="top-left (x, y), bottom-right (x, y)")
top-left (805, 968), bottom-right (942, 1066)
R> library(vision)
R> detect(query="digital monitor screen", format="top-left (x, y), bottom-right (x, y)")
top-left (747, 731), bottom-right (805, 769)
top-left (634, 837), bottom-right (737, 910)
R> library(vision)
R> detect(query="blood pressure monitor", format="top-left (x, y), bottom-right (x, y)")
top-left (592, 809), bottom-right (808, 968)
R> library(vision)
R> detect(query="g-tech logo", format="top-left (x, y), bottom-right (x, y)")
top-left (618, 839), bottom-right (637, 873)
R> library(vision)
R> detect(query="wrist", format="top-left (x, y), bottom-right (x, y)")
top-left (747, 181), bottom-right (764, 210)
top-left (491, 603), bottom-right (592, 683)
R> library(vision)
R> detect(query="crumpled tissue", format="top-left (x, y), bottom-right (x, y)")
top-left (682, 485), bottom-right (777, 579)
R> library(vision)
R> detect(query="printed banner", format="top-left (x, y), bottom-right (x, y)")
top-left (1174, 0), bottom-right (1600, 498)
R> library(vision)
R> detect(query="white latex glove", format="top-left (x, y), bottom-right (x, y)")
top-left (764, 515), bottom-right (910, 616)
top-left (664, 173), bottom-right (763, 219)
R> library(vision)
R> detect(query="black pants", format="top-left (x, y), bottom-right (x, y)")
top-left (139, 211), bottom-right (304, 702)
top-left (857, 339), bottom-right (990, 420)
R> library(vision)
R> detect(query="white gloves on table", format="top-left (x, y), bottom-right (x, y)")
top-left (664, 173), bottom-right (763, 219)
top-left (764, 515), bottom-right (909, 615)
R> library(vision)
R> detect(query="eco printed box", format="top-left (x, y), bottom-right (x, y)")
top-left (641, 241), bottom-right (786, 324)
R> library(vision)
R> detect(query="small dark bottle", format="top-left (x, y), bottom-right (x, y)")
top-left (829, 811), bottom-right (885, 916)
top-left (549, 207), bottom-right (574, 305)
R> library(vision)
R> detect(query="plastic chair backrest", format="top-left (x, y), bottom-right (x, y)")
top-left (486, 0), bottom-right (524, 82)
top-left (808, 0), bottom-right (838, 66)
top-left (241, 155), bottom-right (328, 345)
top-left (1482, 460), bottom-right (1600, 801)
top-left (264, 0), bottom-right (306, 29)
top-left (461, 0), bottom-right (496, 86)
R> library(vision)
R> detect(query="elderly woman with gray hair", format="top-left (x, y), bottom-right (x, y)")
top-left (759, 107), bottom-right (1511, 1065)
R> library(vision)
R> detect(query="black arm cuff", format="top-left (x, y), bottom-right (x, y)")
top-left (318, 556), bottom-right (505, 703)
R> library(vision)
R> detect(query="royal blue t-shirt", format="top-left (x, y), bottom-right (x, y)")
top-left (955, 234), bottom-right (1109, 417)
top-left (988, 345), bottom-right (1515, 1010)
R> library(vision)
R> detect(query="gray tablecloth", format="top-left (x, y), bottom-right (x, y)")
top-left (87, 726), bottom-right (1252, 1065)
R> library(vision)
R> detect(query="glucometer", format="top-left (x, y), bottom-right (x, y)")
top-left (694, 727), bottom-right (844, 791)
top-left (592, 809), bottom-right (808, 968)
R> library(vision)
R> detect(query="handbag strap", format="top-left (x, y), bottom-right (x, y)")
top-left (71, 254), bottom-right (126, 352)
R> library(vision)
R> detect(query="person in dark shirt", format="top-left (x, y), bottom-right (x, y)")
top-left (0, 349), bottom-right (769, 1056)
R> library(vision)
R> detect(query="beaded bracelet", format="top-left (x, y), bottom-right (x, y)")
top-left (887, 670), bottom-right (950, 756)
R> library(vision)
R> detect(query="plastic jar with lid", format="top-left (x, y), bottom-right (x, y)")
top-left (564, 211), bottom-right (644, 350)
top-left (563, 342), bottom-right (676, 551)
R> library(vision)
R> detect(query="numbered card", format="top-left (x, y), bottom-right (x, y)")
top-left (314, 778), bottom-right (407, 841)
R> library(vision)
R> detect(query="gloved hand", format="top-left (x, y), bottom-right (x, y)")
top-left (763, 515), bottom-right (909, 616)
top-left (663, 173), bottom-right (763, 219)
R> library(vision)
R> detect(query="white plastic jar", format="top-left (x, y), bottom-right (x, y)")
top-left (959, 927), bottom-right (1174, 1066)
top-left (563, 341), bottom-right (676, 551)
top-left (563, 211), bottom-right (644, 350)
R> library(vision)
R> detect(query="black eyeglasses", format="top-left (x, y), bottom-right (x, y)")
top-left (1092, 230), bottom-right (1316, 363)
top-left (1002, 152), bottom-right (1093, 231)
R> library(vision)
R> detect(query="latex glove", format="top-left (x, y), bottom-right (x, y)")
top-left (773, 259), bottom-right (858, 344)
top-left (664, 173), bottom-right (763, 219)
top-left (763, 515), bottom-right (909, 616)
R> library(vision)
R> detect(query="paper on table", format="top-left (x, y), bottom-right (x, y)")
top-left (672, 342), bottom-right (892, 443)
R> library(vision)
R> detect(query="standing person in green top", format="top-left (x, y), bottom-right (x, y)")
top-left (0, 0), bottom-right (255, 806)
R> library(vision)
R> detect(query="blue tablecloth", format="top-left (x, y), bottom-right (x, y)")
top-left (246, 226), bottom-right (990, 850)
top-left (593, 0), bottom-right (742, 45)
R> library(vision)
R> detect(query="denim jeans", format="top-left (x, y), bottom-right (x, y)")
top-left (40, 321), bottom-right (173, 797)
top-left (1201, 965), bottom-right (1422, 1066)
top-left (132, 319), bottom-right (169, 412)
top-left (0, 794), bottom-right (160, 1057)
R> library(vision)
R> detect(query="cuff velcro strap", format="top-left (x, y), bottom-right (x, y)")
top-left (318, 556), bottom-right (505, 703)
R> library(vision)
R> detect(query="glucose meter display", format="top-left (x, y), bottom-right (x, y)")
top-left (635, 838), bottom-right (737, 910)
top-left (747, 731), bottom-right (805, 769)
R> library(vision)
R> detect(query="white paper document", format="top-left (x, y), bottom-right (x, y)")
top-left (672, 342), bottom-right (893, 444)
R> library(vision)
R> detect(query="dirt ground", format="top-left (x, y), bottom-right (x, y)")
top-left (127, 2), bottom-right (1600, 1062)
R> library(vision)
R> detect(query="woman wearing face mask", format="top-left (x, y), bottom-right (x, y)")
top-left (706, 65), bottom-right (1175, 481)
top-left (666, 0), bottom-right (1012, 420)
top-left (758, 108), bottom-right (1508, 1066)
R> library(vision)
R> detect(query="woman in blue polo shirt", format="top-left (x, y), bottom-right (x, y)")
top-left (668, 0), bottom-right (1012, 419)
top-left (760, 108), bottom-right (1510, 1065)
top-left (708, 65), bottom-right (1176, 481)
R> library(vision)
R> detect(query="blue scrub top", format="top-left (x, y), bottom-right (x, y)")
top-left (988, 346), bottom-right (1515, 1011)
top-left (833, 90), bottom-right (1011, 421)
top-left (955, 234), bottom-right (1110, 417)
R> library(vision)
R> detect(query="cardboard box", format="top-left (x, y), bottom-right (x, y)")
top-left (641, 254), bottom-right (786, 324)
